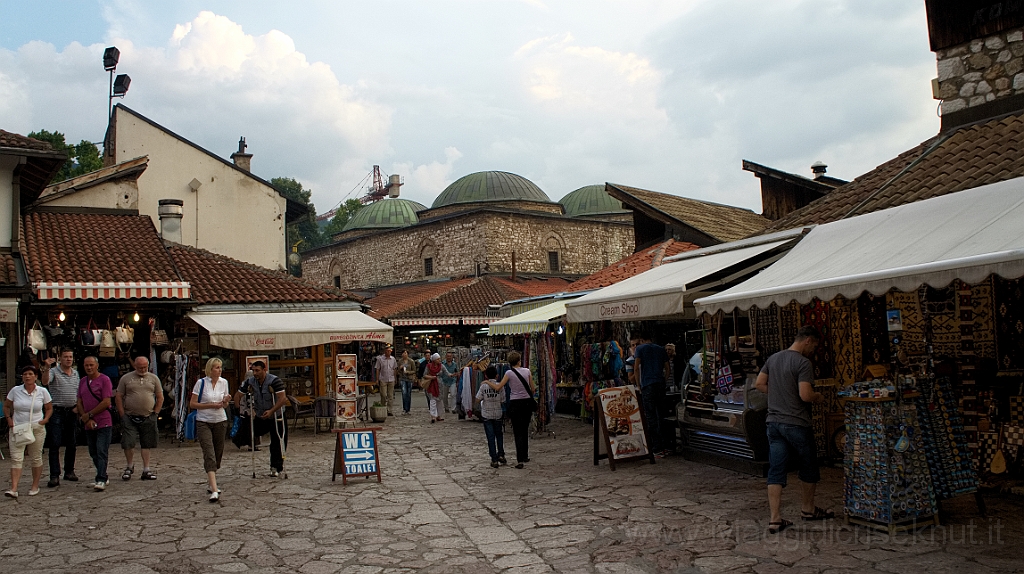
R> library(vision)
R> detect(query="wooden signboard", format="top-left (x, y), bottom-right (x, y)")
top-left (332, 427), bottom-right (382, 484)
top-left (593, 385), bottom-right (656, 470)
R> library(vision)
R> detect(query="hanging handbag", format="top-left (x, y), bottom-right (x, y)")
top-left (27, 320), bottom-right (47, 352)
top-left (116, 323), bottom-right (134, 344)
top-left (42, 324), bottom-right (63, 339)
top-left (150, 329), bottom-right (169, 346)
top-left (80, 318), bottom-right (97, 346)
top-left (10, 391), bottom-right (39, 448)
top-left (510, 367), bottom-right (538, 412)
top-left (184, 378), bottom-right (205, 441)
top-left (100, 323), bottom-right (117, 357)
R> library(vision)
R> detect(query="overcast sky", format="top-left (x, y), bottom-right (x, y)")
top-left (0, 0), bottom-right (939, 214)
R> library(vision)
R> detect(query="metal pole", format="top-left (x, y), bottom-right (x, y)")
top-left (108, 69), bottom-right (114, 118)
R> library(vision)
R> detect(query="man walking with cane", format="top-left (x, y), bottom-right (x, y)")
top-left (234, 361), bottom-right (288, 477)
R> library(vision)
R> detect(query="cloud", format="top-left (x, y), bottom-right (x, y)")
top-left (388, 146), bottom-right (464, 206)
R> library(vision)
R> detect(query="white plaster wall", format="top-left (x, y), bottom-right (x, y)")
top-left (113, 110), bottom-right (287, 270)
top-left (0, 156), bottom-right (17, 248)
top-left (44, 179), bottom-right (138, 211)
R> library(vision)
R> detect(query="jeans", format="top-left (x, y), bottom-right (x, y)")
top-left (507, 399), bottom-right (532, 463)
top-left (252, 415), bottom-right (288, 472)
top-left (46, 406), bottom-right (78, 478)
top-left (641, 383), bottom-right (664, 453)
top-left (400, 379), bottom-right (413, 413)
top-left (766, 422), bottom-right (819, 487)
top-left (86, 427), bottom-right (113, 483)
top-left (482, 418), bottom-right (505, 462)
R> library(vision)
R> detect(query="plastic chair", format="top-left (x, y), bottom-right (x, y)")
top-left (286, 395), bottom-right (315, 428)
top-left (313, 396), bottom-right (335, 435)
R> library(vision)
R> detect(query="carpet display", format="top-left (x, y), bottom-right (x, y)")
top-left (972, 278), bottom-right (997, 361)
top-left (858, 293), bottom-right (891, 366)
top-left (913, 375), bottom-right (978, 500)
top-left (996, 277), bottom-right (1024, 371)
top-left (801, 300), bottom-right (834, 379)
top-left (779, 302), bottom-right (801, 349)
top-left (752, 305), bottom-right (782, 357)
top-left (830, 297), bottom-right (859, 387)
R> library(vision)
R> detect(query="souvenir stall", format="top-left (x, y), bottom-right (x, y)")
top-left (694, 178), bottom-right (1024, 525)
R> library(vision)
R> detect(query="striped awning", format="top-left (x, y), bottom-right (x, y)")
top-left (462, 316), bottom-right (498, 326)
top-left (34, 281), bottom-right (191, 301)
top-left (390, 317), bottom-right (461, 327)
top-left (487, 300), bottom-right (567, 336)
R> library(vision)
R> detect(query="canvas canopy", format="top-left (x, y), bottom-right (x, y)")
top-left (488, 300), bottom-right (569, 335)
top-left (694, 177), bottom-right (1024, 315)
top-left (188, 309), bottom-right (393, 350)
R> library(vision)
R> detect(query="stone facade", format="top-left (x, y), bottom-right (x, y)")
top-left (937, 26), bottom-right (1024, 115)
top-left (302, 209), bottom-right (634, 290)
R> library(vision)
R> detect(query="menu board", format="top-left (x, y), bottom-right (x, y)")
top-left (594, 385), bottom-right (653, 468)
top-left (336, 353), bottom-right (360, 425)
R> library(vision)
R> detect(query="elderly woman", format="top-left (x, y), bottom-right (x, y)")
top-left (4, 365), bottom-right (53, 498)
top-left (189, 358), bottom-right (232, 502)
top-left (423, 353), bottom-right (446, 423)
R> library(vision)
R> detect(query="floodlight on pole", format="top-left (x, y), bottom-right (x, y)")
top-left (104, 46), bottom-right (130, 118)
top-left (103, 46), bottom-right (120, 71)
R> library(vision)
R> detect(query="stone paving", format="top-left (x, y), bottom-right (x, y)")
top-left (2, 393), bottom-right (1024, 573)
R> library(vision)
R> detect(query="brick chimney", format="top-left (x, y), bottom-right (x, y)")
top-left (927, 1), bottom-right (1024, 131)
top-left (230, 136), bottom-right (252, 172)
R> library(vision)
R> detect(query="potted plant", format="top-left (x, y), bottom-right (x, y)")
top-left (369, 401), bottom-right (388, 422)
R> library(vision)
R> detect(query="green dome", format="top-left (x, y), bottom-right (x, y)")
top-left (342, 198), bottom-right (427, 232)
top-left (559, 185), bottom-right (629, 217)
top-left (431, 171), bottom-right (551, 208)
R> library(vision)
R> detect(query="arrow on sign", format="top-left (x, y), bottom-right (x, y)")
top-left (346, 451), bottom-right (375, 460)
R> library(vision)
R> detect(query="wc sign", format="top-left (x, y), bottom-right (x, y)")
top-left (332, 428), bottom-right (383, 485)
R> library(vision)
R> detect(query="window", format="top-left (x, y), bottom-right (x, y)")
top-left (548, 251), bottom-right (560, 272)
top-left (424, 257), bottom-right (434, 277)
top-left (333, 276), bottom-right (341, 288)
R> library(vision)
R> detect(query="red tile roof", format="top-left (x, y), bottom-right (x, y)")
top-left (369, 275), bottom-right (572, 321)
top-left (567, 239), bottom-right (700, 292)
top-left (0, 130), bottom-right (53, 152)
top-left (22, 212), bottom-right (181, 284)
top-left (364, 278), bottom-right (476, 320)
top-left (0, 253), bottom-right (17, 286)
top-left (168, 244), bottom-right (352, 305)
top-left (762, 110), bottom-right (1024, 232)
top-left (492, 276), bottom-right (574, 297)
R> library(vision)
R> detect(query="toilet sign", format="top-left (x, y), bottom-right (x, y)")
top-left (332, 427), bottom-right (382, 485)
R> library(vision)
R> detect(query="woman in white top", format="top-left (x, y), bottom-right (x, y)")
top-left (4, 365), bottom-right (53, 498)
top-left (189, 358), bottom-right (231, 502)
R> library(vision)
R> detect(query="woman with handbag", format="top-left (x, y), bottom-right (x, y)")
top-left (4, 365), bottom-right (53, 498)
top-left (189, 358), bottom-right (232, 502)
top-left (486, 351), bottom-right (535, 469)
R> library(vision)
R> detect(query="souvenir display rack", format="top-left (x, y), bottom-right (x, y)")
top-left (843, 394), bottom-right (939, 533)
top-left (913, 375), bottom-right (979, 500)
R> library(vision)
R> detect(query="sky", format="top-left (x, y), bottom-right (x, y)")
top-left (0, 0), bottom-right (940, 215)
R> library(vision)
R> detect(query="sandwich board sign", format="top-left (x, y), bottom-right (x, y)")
top-left (332, 427), bottom-right (382, 484)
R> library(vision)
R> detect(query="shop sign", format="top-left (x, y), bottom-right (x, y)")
top-left (332, 427), bottom-right (383, 485)
top-left (598, 299), bottom-right (641, 319)
top-left (330, 331), bottom-right (388, 342)
top-left (593, 385), bottom-right (656, 470)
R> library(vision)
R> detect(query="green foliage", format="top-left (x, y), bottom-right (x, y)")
top-left (27, 129), bottom-right (103, 183)
top-left (323, 199), bottom-right (364, 237)
top-left (272, 177), bottom-right (323, 260)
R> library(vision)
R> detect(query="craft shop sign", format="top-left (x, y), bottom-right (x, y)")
top-left (599, 299), bottom-right (641, 320)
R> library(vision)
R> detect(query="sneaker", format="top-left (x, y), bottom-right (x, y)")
top-left (498, 456), bottom-right (507, 465)
top-left (63, 473), bottom-right (79, 482)
top-left (490, 461), bottom-right (500, 468)
top-left (140, 471), bottom-right (157, 481)
top-left (94, 481), bottom-right (106, 491)
top-left (209, 491), bottom-right (220, 503)
top-left (269, 468), bottom-right (280, 478)
top-left (47, 477), bottom-right (60, 488)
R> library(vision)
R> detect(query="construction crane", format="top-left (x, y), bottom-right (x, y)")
top-left (360, 165), bottom-right (402, 204)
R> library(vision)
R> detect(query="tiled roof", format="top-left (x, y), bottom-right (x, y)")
top-left (22, 212), bottom-right (181, 284)
top-left (0, 130), bottom-right (54, 151)
top-left (492, 276), bottom-right (575, 298)
top-left (567, 239), bottom-right (700, 292)
top-left (363, 278), bottom-right (476, 320)
top-left (0, 253), bottom-right (18, 286)
top-left (168, 244), bottom-right (351, 305)
top-left (607, 183), bottom-right (770, 242)
top-left (762, 110), bottom-right (1024, 232)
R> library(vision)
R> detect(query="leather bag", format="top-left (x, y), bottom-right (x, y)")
top-left (27, 320), bottom-right (47, 352)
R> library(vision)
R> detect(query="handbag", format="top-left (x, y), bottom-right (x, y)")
top-left (229, 415), bottom-right (242, 438)
top-left (27, 320), bottom-right (47, 352)
top-left (150, 329), bottom-right (169, 346)
top-left (99, 326), bottom-right (117, 357)
top-left (10, 391), bottom-right (39, 448)
top-left (510, 367), bottom-right (538, 412)
top-left (116, 323), bottom-right (134, 344)
top-left (80, 318), bottom-right (97, 346)
top-left (42, 324), bottom-right (63, 339)
top-left (184, 378), bottom-right (206, 441)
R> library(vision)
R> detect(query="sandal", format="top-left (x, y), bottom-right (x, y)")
top-left (801, 507), bottom-right (835, 521)
top-left (121, 467), bottom-right (134, 481)
top-left (767, 519), bottom-right (792, 534)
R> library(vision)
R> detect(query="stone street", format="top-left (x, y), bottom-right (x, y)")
top-left (2, 394), bottom-right (1023, 573)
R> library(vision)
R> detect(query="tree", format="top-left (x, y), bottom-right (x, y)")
top-left (27, 130), bottom-right (102, 182)
top-left (323, 199), bottom-right (364, 237)
top-left (271, 177), bottom-right (323, 275)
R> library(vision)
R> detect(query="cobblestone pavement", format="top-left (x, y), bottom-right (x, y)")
top-left (3, 394), bottom-right (1024, 573)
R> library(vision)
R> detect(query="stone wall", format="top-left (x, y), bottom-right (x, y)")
top-left (302, 210), bottom-right (634, 290)
top-left (937, 26), bottom-right (1024, 115)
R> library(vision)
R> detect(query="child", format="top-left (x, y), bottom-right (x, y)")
top-left (475, 366), bottom-right (506, 468)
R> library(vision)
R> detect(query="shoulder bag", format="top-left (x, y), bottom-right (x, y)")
top-left (80, 318), bottom-right (97, 347)
top-left (510, 368), bottom-right (538, 412)
top-left (184, 378), bottom-right (205, 441)
top-left (27, 320), bottom-right (47, 352)
top-left (10, 390), bottom-right (39, 448)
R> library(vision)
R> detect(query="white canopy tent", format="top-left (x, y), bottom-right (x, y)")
top-left (694, 177), bottom-right (1024, 315)
top-left (188, 309), bottom-right (393, 350)
top-left (488, 300), bottom-right (570, 336)
top-left (564, 229), bottom-right (805, 323)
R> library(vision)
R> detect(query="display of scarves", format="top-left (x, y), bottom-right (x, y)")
top-left (173, 353), bottom-right (189, 441)
top-left (460, 366), bottom-right (474, 414)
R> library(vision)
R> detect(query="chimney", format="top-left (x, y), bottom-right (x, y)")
top-left (158, 199), bottom-right (184, 244)
top-left (926, 1), bottom-right (1024, 131)
top-left (230, 136), bottom-right (252, 172)
top-left (810, 161), bottom-right (828, 180)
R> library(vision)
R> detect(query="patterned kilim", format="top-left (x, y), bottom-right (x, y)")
top-left (858, 293), bottom-right (891, 366)
top-left (914, 375), bottom-right (979, 500)
top-left (924, 286), bottom-right (961, 358)
top-left (888, 291), bottom-right (925, 356)
top-left (752, 304), bottom-right (782, 357)
top-left (802, 299), bottom-right (834, 379)
top-left (811, 382), bottom-right (840, 457)
top-left (830, 297), bottom-right (858, 387)
top-left (996, 277), bottom-right (1024, 371)
top-left (957, 281), bottom-right (979, 451)
top-left (780, 302), bottom-right (801, 348)
top-left (972, 278), bottom-right (996, 360)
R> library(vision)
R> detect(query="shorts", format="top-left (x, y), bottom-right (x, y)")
top-left (121, 413), bottom-right (159, 449)
top-left (766, 422), bottom-right (819, 487)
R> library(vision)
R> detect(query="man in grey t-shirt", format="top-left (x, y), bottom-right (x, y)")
top-left (755, 325), bottom-right (832, 533)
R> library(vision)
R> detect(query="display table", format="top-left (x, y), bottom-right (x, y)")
top-left (843, 394), bottom-right (939, 534)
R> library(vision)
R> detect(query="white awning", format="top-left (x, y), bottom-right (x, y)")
top-left (188, 310), bottom-right (392, 350)
top-left (565, 237), bottom-right (796, 323)
top-left (694, 177), bottom-right (1024, 315)
top-left (488, 300), bottom-right (568, 335)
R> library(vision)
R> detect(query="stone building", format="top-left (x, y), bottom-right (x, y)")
top-left (302, 171), bottom-right (635, 290)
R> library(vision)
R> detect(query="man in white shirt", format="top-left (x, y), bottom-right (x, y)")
top-left (374, 346), bottom-right (398, 416)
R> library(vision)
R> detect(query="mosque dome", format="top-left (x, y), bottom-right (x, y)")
top-left (431, 171), bottom-right (551, 209)
top-left (559, 185), bottom-right (629, 217)
top-left (342, 198), bottom-right (427, 232)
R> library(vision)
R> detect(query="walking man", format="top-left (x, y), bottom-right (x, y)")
top-left (43, 348), bottom-right (80, 487)
top-left (633, 332), bottom-right (671, 457)
top-left (77, 357), bottom-right (113, 491)
top-left (755, 326), bottom-right (833, 534)
top-left (234, 361), bottom-right (288, 476)
top-left (440, 351), bottom-right (459, 413)
top-left (116, 356), bottom-right (163, 481)
top-left (374, 346), bottom-right (398, 417)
